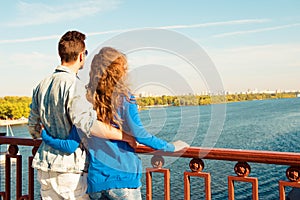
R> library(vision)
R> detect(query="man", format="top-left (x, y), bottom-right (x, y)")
top-left (28, 30), bottom-right (133, 200)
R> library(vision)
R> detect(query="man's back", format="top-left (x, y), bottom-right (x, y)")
top-left (27, 30), bottom-right (91, 199)
top-left (28, 65), bottom-right (86, 173)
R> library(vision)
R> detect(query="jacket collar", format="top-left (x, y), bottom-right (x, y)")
top-left (55, 65), bottom-right (81, 79)
top-left (55, 65), bottom-right (76, 75)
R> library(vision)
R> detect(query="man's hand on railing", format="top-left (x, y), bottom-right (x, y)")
top-left (172, 140), bottom-right (190, 152)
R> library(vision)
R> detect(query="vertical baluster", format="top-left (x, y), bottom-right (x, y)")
top-left (28, 156), bottom-right (34, 200)
top-left (0, 149), bottom-right (5, 199)
top-left (5, 153), bottom-right (11, 200)
top-left (146, 169), bottom-right (153, 200)
top-left (6, 144), bottom-right (22, 200)
top-left (146, 155), bottom-right (170, 200)
top-left (184, 158), bottom-right (211, 200)
top-left (17, 145), bottom-right (39, 200)
top-left (228, 162), bottom-right (258, 200)
top-left (16, 155), bottom-right (22, 199)
top-left (30, 146), bottom-right (39, 199)
top-left (279, 166), bottom-right (300, 200)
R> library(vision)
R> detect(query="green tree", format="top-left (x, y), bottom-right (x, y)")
top-left (0, 96), bottom-right (31, 119)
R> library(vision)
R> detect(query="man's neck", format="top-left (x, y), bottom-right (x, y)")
top-left (61, 62), bottom-right (79, 74)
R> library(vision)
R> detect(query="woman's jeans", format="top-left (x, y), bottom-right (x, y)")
top-left (89, 188), bottom-right (142, 200)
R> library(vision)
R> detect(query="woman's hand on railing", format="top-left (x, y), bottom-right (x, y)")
top-left (122, 132), bottom-right (138, 149)
top-left (172, 140), bottom-right (190, 152)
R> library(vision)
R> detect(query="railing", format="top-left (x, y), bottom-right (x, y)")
top-left (0, 136), bottom-right (41, 200)
top-left (1, 136), bottom-right (300, 199)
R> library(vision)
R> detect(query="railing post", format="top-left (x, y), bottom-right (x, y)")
top-left (16, 155), bottom-right (22, 199)
top-left (146, 168), bottom-right (153, 200)
top-left (30, 146), bottom-right (39, 199)
top-left (5, 144), bottom-right (23, 200)
top-left (28, 156), bottom-right (35, 199)
top-left (228, 162), bottom-right (258, 200)
top-left (279, 166), bottom-right (300, 200)
top-left (184, 158), bottom-right (211, 200)
top-left (145, 155), bottom-right (170, 200)
top-left (5, 155), bottom-right (11, 200)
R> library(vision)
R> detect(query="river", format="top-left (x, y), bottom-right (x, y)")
top-left (1, 98), bottom-right (300, 199)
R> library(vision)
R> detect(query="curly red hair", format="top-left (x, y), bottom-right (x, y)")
top-left (86, 47), bottom-right (129, 129)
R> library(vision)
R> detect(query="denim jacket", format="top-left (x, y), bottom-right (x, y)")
top-left (28, 65), bottom-right (96, 173)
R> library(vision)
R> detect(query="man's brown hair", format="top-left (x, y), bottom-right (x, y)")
top-left (58, 31), bottom-right (86, 63)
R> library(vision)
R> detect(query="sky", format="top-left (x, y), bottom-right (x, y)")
top-left (0, 0), bottom-right (300, 97)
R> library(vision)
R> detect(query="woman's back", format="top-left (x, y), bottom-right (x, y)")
top-left (86, 94), bottom-right (174, 193)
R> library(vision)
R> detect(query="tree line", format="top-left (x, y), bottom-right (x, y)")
top-left (0, 92), bottom-right (298, 119)
top-left (136, 92), bottom-right (298, 107)
top-left (0, 96), bottom-right (31, 120)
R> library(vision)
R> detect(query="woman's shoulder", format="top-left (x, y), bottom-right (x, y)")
top-left (129, 94), bottom-right (136, 104)
top-left (123, 93), bottom-right (137, 104)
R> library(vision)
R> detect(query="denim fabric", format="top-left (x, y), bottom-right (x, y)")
top-left (89, 188), bottom-right (142, 200)
top-left (28, 65), bottom-right (96, 173)
top-left (287, 188), bottom-right (300, 200)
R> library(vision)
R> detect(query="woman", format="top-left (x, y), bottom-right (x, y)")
top-left (42, 47), bottom-right (189, 200)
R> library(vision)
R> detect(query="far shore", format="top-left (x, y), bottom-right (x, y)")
top-left (0, 119), bottom-right (28, 126)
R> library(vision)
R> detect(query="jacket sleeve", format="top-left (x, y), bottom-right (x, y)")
top-left (125, 97), bottom-right (175, 152)
top-left (41, 126), bottom-right (81, 154)
top-left (28, 87), bottom-right (41, 139)
top-left (68, 79), bottom-right (97, 137)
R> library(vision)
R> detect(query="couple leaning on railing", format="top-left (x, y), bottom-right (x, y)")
top-left (27, 30), bottom-right (189, 200)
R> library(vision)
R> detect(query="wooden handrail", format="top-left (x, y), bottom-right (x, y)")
top-left (1, 136), bottom-right (300, 199)
top-left (136, 145), bottom-right (300, 166)
top-left (1, 136), bottom-right (300, 166)
top-left (0, 136), bottom-right (41, 147)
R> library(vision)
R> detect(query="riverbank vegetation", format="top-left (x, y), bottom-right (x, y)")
top-left (0, 96), bottom-right (31, 120)
top-left (136, 92), bottom-right (298, 107)
top-left (0, 92), bottom-right (298, 119)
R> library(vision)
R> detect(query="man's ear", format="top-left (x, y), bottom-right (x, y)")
top-left (79, 52), bottom-right (84, 62)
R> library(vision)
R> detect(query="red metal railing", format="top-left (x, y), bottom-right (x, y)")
top-left (0, 137), bottom-right (41, 200)
top-left (136, 146), bottom-right (300, 200)
top-left (1, 136), bottom-right (300, 200)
